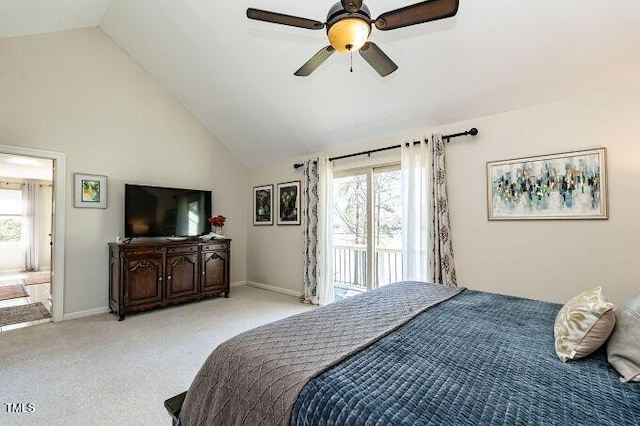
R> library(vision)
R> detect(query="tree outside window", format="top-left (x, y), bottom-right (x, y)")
top-left (333, 170), bottom-right (402, 248)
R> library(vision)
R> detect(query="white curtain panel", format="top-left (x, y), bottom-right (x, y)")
top-left (317, 157), bottom-right (335, 305)
top-left (428, 134), bottom-right (457, 286)
top-left (302, 157), bottom-right (335, 305)
top-left (22, 181), bottom-right (41, 272)
top-left (401, 140), bottom-right (429, 281)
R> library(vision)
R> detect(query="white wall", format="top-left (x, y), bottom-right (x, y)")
top-left (0, 28), bottom-right (248, 315)
top-left (0, 243), bottom-right (23, 273)
top-left (247, 83), bottom-right (640, 305)
top-left (247, 159), bottom-right (304, 294)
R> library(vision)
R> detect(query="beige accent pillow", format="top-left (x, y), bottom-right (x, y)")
top-left (554, 287), bottom-right (616, 363)
top-left (607, 294), bottom-right (640, 382)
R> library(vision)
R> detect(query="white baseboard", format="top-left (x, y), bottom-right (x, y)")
top-left (63, 306), bottom-right (110, 321)
top-left (246, 281), bottom-right (303, 298)
top-left (60, 282), bottom-right (283, 320)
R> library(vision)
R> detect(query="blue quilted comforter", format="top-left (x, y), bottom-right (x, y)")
top-left (292, 290), bottom-right (640, 425)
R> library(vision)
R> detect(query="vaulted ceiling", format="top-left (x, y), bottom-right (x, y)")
top-left (3, 1), bottom-right (640, 166)
top-left (0, 0), bottom-right (111, 38)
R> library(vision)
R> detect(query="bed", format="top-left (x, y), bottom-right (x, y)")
top-left (167, 281), bottom-right (640, 425)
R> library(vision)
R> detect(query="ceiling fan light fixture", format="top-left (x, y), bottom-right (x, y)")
top-left (247, 0), bottom-right (460, 76)
top-left (327, 18), bottom-right (371, 53)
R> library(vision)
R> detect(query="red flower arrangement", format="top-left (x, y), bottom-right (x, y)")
top-left (208, 215), bottom-right (226, 228)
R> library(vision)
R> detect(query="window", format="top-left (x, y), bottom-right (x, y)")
top-left (332, 164), bottom-right (402, 300)
top-left (0, 189), bottom-right (23, 243)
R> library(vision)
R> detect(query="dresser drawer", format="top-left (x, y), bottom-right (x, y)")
top-left (122, 247), bottom-right (163, 257)
top-left (167, 245), bottom-right (198, 255)
top-left (203, 242), bottom-right (229, 251)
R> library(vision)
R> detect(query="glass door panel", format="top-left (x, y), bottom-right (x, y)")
top-left (332, 173), bottom-right (368, 300)
top-left (373, 167), bottom-right (403, 287)
top-left (331, 164), bottom-right (403, 301)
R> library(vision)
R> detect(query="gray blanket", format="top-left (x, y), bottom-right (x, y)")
top-left (180, 282), bottom-right (463, 425)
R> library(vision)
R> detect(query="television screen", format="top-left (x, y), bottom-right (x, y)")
top-left (125, 184), bottom-right (212, 238)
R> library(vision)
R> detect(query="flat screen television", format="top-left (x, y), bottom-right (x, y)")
top-left (124, 184), bottom-right (212, 238)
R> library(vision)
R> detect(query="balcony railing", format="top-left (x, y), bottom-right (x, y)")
top-left (333, 245), bottom-right (403, 290)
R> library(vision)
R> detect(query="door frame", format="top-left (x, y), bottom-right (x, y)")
top-left (0, 144), bottom-right (66, 322)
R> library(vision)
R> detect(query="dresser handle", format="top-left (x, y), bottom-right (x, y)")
top-left (167, 275), bottom-right (172, 280)
top-left (159, 277), bottom-right (163, 282)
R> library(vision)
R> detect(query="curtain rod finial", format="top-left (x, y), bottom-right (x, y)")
top-left (469, 128), bottom-right (478, 136)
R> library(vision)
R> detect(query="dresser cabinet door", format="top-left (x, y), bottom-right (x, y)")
top-left (166, 253), bottom-right (198, 299)
top-left (201, 250), bottom-right (228, 294)
top-left (109, 247), bottom-right (119, 305)
top-left (124, 255), bottom-right (164, 306)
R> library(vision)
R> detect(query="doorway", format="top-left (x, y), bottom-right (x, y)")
top-left (332, 164), bottom-right (403, 300)
top-left (0, 154), bottom-right (53, 330)
top-left (0, 145), bottom-right (66, 327)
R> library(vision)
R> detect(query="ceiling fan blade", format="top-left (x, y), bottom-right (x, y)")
top-left (294, 46), bottom-right (335, 76)
top-left (374, 0), bottom-right (459, 31)
top-left (359, 42), bottom-right (398, 77)
top-left (341, 0), bottom-right (363, 13)
top-left (247, 8), bottom-right (325, 30)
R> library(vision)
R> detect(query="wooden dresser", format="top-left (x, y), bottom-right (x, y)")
top-left (108, 239), bottom-right (231, 320)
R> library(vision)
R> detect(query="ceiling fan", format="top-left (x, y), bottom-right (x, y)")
top-left (246, 0), bottom-right (459, 77)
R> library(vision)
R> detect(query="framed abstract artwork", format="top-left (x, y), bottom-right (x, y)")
top-left (253, 184), bottom-right (273, 225)
top-left (487, 148), bottom-right (607, 220)
top-left (277, 181), bottom-right (301, 225)
top-left (74, 173), bottom-right (107, 209)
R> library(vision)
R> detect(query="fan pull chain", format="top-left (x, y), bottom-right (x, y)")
top-left (351, 50), bottom-right (354, 72)
top-left (347, 44), bottom-right (353, 73)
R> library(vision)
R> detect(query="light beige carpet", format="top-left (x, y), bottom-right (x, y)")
top-left (0, 285), bottom-right (311, 426)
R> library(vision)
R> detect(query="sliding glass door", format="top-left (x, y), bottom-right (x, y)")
top-left (333, 172), bottom-right (368, 295)
top-left (373, 166), bottom-right (403, 287)
top-left (332, 164), bottom-right (402, 300)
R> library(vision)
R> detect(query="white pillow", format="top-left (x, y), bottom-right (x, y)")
top-left (607, 293), bottom-right (640, 382)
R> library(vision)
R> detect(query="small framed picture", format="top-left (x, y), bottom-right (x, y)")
top-left (277, 181), bottom-right (301, 226)
top-left (74, 173), bottom-right (107, 209)
top-left (253, 184), bottom-right (273, 225)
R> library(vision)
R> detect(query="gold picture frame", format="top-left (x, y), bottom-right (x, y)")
top-left (487, 148), bottom-right (607, 220)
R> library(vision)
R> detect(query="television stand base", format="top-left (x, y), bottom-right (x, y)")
top-left (108, 239), bottom-right (231, 320)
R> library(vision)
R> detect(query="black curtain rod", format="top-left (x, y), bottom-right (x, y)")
top-left (293, 128), bottom-right (478, 169)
